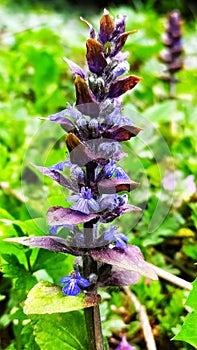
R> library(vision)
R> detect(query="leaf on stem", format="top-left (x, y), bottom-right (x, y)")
top-left (108, 75), bottom-right (142, 98)
top-left (103, 124), bottom-right (142, 141)
top-left (5, 236), bottom-right (84, 256)
top-left (47, 206), bottom-right (100, 226)
top-left (66, 133), bottom-right (96, 166)
top-left (90, 245), bottom-right (158, 280)
top-left (24, 281), bottom-right (100, 314)
top-left (32, 164), bottom-right (76, 191)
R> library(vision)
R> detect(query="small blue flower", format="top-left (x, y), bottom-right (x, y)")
top-left (104, 225), bottom-right (128, 249)
top-left (104, 160), bottom-right (129, 179)
top-left (67, 187), bottom-right (99, 215)
top-left (60, 270), bottom-right (90, 296)
top-left (49, 224), bottom-right (72, 235)
top-left (48, 161), bottom-right (71, 172)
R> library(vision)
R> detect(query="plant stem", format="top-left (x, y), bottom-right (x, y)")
top-left (83, 226), bottom-right (104, 350)
top-left (82, 161), bottom-right (104, 349)
top-left (84, 305), bottom-right (104, 350)
top-left (169, 74), bottom-right (176, 98)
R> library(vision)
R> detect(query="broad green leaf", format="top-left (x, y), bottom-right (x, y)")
top-left (173, 311), bottom-right (197, 348)
top-left (24, 281), bottom-right (100, 314)
top-left (31, 312), bottom-right (88, 350)
top-left (186, 279), bottom-right (197, 309)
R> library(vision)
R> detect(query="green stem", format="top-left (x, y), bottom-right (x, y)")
top-left (15, 321), bottom-right (23, 350)
top-left (169, 73), bottom-right (177, 98)
top-left (84, 305), bottom-right (104, 350)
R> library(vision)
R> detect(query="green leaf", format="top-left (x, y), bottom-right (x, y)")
top-left (186, 279), bottom-right (197, 310)
top-left (24, 281), bottom-right (100, 314)
top-left (2, 254), bottom-right (37, 290)
top-left (173, 311), bottom-right (197, 348)
top-left (0, 208), bottom-right (15, 220)
top-left (31, 312), bottom-right (88, 350)
top-left (143, 100), bottom-right (184, 123)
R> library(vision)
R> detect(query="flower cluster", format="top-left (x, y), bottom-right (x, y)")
top-left (159, 10), bottom-right (183, 95)
top-left (13, 10), bottom-right (157, 296)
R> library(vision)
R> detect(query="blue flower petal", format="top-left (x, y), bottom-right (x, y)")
top-left (49, 225), bottom-right (59, 235)
top-left (77, 276), bottom-right (90, 288)
top-left (67, 194), bottom-right (80, 202)
top-left (115, 237), bottom-right (128, 249)
top-left (71, 198), bottom-right (90, 214)
top-left (59, 276), bottom-right (72, 284)
top-left (62, 281), bottom-right (81, 296)
top-left (116, 167), bottom-right (130, 179)
top-left (60, 270), bottom-right (90, 296)
top-left (49, 161), bottom-right (71, 172)
top-left (88, 198), bottom-right (99, 211)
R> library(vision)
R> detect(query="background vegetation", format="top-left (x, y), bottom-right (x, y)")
top-left (0, 0), bottom-right (197, 349)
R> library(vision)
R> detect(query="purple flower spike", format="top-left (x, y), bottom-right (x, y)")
top-left (116, 335), bottom-right (135, 350)
top-left (67, 187), bottom-right (99, 215)
top-left (104, 225), bottom-right (128, 249)
top-left (60, 270), bottom-right (90, 296)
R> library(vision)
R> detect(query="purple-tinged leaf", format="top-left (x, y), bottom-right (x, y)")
top-left (74, 76), bottom-right (99, 116)
top-left (86, 39), bottom-right (107, 74)
top-left (97, 178), bottom-right (139, 194)
top-left (47, 206), bottom-right (100, 226)
top-left (113, 30), bottom-right (137, 56)
top-left (108, 75), bottom-right (142, 98)
top-left (119, 203), bottom-right (142, 214)
top-left (66, 133), bottom-right (96, 166)
top-left (99, 268), bottom-right (141, 286)
top-left (48, 110), bottom-right (75, 132)
top-left (80, 17), bottom-right (96, 39)
top-left (5, 236), bottom-right (84, 256)
top-left (32, 164), bottom-right (76, 192)
top-left (90, 245), bottom-right (158, 280)
top-left (63, 57), bottom-right (86, 79)
top-left (103, 125), bottom-right (142, 141)
top-left (98, 9), bottom-right (114, 44)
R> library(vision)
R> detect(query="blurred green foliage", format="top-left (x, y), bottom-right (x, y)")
top-left (0, 2), bottom-right (197, 349)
